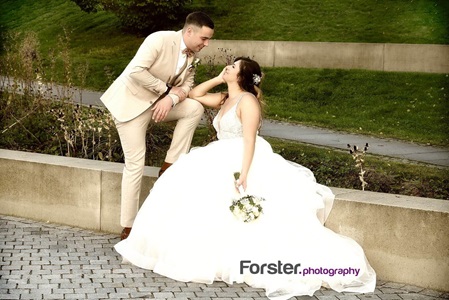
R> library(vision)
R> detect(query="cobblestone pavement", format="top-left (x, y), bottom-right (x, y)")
top-left (1, 215), bottom-right (448, 300)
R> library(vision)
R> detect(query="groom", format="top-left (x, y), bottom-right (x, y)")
top-left (100, 12), bottom-right (215, 240)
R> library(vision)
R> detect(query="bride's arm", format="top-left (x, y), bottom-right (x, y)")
top-left (236, 94), bottom-right (261, 191)
top-left (188, 69), bottom-right (226, 108)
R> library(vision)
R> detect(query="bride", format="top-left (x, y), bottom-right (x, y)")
top-left (114, 57), bottom-right (376, 299)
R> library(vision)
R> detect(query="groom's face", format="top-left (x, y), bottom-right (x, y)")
top-left (185, 25), bottom-right (214, 53)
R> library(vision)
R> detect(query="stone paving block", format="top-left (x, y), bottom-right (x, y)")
top-left (0, 295), bottom-right (20, 300)
top-left (399, 294), bottom-right (443, 300)
top-left (215, 291), bottom-right (239, 297)
top-left (51, 288), bottom-right (76, 294)
top-left (317, 296), bottom-right (340, 300)
top-left (421, 289), bottom-right (446, 298)
top-left (295, 296), bottom-right (319, 300)
top-left (399, 285), bottom-right (425, 293)
top-left (152, 292), bottom-right (176, 298)
top-left (113, 292), bottom-right (132, 299)
top-left (4, 289), bottom-right (28, 296)
top-left (336, 295), bottom-right (360, 300)
top-left (372, 289), bottom-right (384, 295)
top-left (160, 286), bottom-right (182, 292)
top-left (128, 291), bottom-right (153, 298)
top-left (27, 277), bottom-right (50, 284)
top-left (18, 294), bottom-right (43, 300)
top-left (242, 286), bottom-right (266, 294)
top-left (116, 287), bottom-right (142, 294)
top-left (66, 294), bottom-right (87, 299)
top-left (131, 270), bottom-right (146, 279)
top-left (382, 282), bottom-right (405, 289)
top-left (101, 282), bottom-right (125, 288)
top-left (60, 282), bottom-right (82, 289)
top-left (322, 289), bottom-right (344, 296)
top-left (357, 295), bottom-right (381, 299)
top-left (78, 287), bottom-right (97, 294)
top-left (169, 291), bottom-right (196, 298)
top-left (165, 281), bottom-right (188, 288)
top-left (222, 287), bottom-right (245, 292)
top-left (237, 292), bottom-right (263, 297)
top-left (202, 287), bottom-right (225, 292)
top-left (379, 288), bottom-right (407, 294)
top-left (144, 272), bottom-right (167, 281)
top-left (141, 282), bottom-right (168, 289)
top-left (377, 294), bottom-right (403, 300)
top-left (37, 283), bottom-right (59, 291)
top-left (155, 276), bottom-right (180, 283)
top-left (89, 292), bottom-right (112, 299)
top-left (194, 291), bottom-right (219, 297)
top-left (97, 287), bottom-right (116, 294)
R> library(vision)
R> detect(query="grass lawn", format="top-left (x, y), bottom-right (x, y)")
top-left (201, 0), bottom-right (449, 44)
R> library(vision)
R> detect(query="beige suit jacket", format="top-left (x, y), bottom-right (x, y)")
top-left (100, 30), bottom-right (196, 122)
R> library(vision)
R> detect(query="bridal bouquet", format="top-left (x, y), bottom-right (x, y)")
top-left (229, 172), bottom-right (265, 223)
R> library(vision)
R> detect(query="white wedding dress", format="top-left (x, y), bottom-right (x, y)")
top-left (115, 95), bottom-right (376, 299)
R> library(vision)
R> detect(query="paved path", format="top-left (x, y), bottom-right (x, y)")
top-left (259, 120), bottom-right (449, 167)
top-left (1, 215), bottom-right (448, 300)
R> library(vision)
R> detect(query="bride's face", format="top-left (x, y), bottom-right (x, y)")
top-left (223, 61), bottom-right (241, 83)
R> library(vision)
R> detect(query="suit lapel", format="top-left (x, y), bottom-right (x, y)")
top-left (171, 34), bottom-right (180, 75)
top-left (173, 55), bottom-right (195, 86)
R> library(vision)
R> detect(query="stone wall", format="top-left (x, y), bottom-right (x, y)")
top-left (199, 40), bottom-right (449, 73)
top-left (0, 149), bottom-right (448, 291)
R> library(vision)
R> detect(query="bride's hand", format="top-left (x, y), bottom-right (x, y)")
top-left (235, 176), bottom-right (247, 194)
top-left (216, 67), bottom-right (226, 83)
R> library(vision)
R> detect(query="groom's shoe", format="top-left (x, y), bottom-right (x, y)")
top-left (158, 162), bottom-right (172, 177)
top-left (120, 227), bottom-right (132, 240)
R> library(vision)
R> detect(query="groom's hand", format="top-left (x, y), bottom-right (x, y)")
top-left (170, 86), bottom-right (187, 102)
top-left (151, 96), bottom-right (172, 123)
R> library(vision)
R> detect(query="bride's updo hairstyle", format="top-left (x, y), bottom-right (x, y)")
top-left (234, 57), bottom-right (263, 102)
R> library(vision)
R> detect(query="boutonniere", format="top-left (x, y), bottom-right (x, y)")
top-left (188, 58), bottom-right (201, 71)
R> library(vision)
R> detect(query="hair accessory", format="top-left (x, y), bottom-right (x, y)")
top-left (252, 74), bottom-right (261, 85)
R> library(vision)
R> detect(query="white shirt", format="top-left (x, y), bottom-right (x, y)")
top-left (176, 39), bottom-right (188, 75)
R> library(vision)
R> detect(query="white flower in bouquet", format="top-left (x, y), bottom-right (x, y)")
top-left (229, 172), bottom-right (265, 223)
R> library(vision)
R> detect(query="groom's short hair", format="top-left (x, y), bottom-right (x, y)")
top-left (185, 12), bottom-right (214, 29)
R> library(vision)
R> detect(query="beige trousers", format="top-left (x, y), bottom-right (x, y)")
top-left (115, 98), bottom-right (204, 227)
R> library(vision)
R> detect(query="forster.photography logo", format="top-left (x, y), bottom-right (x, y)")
top-left (240, 260), bottom-right (360, 277)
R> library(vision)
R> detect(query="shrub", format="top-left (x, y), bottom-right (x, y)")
top-left (71, 0), bottom-right (192, 34)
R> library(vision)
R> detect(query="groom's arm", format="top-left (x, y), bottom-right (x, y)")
top-left (126, 32), bottom-right (172, 97)
top-left (173, 68), bottom-right (195, 103)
